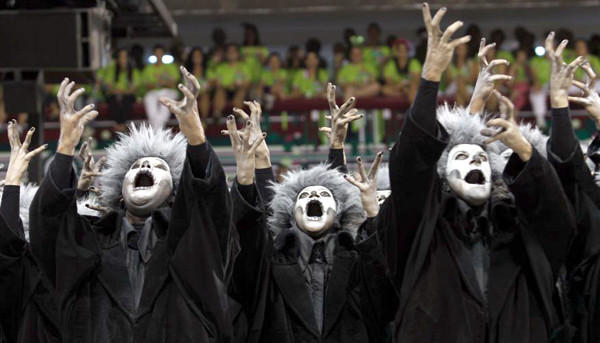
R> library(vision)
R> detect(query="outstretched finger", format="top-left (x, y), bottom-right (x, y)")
top-left (67, 88), bottom-right (85, 109)
top-left (10, 120), bottom-right (21, 149)
top-left (487, 59), bottom-right (509, 70)
top-left (78, 137), bottom-right (90, 161)
top-left (75, 104), bottom-right (96, 120)
top-left (339, 113), bottom-right (364, 125)
top-left (81, 111), bottom-right (99, 126)
top-left (545, 32), bottom-right (556, 58)
top-left (478, 41), bottom-right (496, 68)
top-left (319, 127), bottom-right (332, 133)
top-left (430, 6), bottom-right (447, 30)
top-left (159, 98), bottom-right (185, 117)
top-left (178, 83), bottom-right (197, 102)
top-left (356, 156), bottom-right (368, 182)
top-left (422, 2), bottom-right (433, 33)
top-left (22, 127), bottom-right (35, 150)
top-left (450, 35), bottom-right (472, 49)
top-left (86, 203), bottom-right (109, 214)
top-left (226, 115), bottom-right (241, 148)
top-left (572, 80), bottom-right (590, 96)
top-left (25, 144), bottom-right (48, 160)
top-left (554, 39), bottom-right (568, 63)
top-left (181, 66), bottom-right (201, 96)
top-left (487, 118), bottom-right (511, 129)
top-left (566, 56), bottom-right (585, 73)
top-left (248, 132), bottom-right (267, 155)
top-left (441, 20), bottom-right (463, 43)
top-left (483, 132), bottom-right (506, 145)
top-left (488, 74), bottom-right (513, 82)
top-left (95, 156), bottom-right (107, 171)
top-left (494, 90), bottom-right (516, 122)
top-left (57, 78), bottom-right (69, 107)
top-left (343, 174), bottom-right (362, 189)
top-left (338, 96), bottom-right (356, 115)
top-left (233, 107), bottom-right (250, 121)
top-left (89, 186), bottom-right (101, 195)
top-left (64, 81), bottom-right (75, 102)
top-left (253, 100), bottom-right (262, 119)
top-left (368, 151), bottom-right (384, 180)
top-left (7, 121), bottom-right (17, 148)
top-left (568, 96), bottom-right (590, 106)
top-left (244, 100), bottom-right (257, 115)
top-left (327, 83), bottom-right (338, 113)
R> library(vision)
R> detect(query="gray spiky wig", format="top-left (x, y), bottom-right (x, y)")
top-left (268, 164), bottom-right (366, 236)
top-left (519, 123), bottom-right (548, 158)
top-left (376, 164), bottom-right (390, 191)
top-left (98, 123), bottom-right (187, 211)
top-left (0, 183), bottom-right (39, 242)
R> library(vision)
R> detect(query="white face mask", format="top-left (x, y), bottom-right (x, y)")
top-left (446, 144), bottom-right (492, 207)
top-left (376, 190), bottom-right (391, 205)
top-left (122, 157), bottom-right (173, 217)
top-left (294, 185), bottom-right (337, 237)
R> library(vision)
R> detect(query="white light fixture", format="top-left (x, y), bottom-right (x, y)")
top-left (162, 55), bottom-right (174, 64)
top-left (148, 55), bottom-right (158, 64)
top-left (535, 46), bottom-right (545, 57)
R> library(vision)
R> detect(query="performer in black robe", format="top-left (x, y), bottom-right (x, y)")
top-left (545, 33), bottom-right (600, 343)
top-left (358, 4), bottom-right (576, 342)
top-left (0, 122), bottom-right (60, 343)
top-left (29, 67), bottom-right (242, 342)
top-left (224, 110), bottom-right (395, 342)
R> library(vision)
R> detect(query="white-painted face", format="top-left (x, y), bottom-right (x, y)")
top-left (376, 190), bottom-right (391, 205)
top-left (294, 185), bottom-right (337, 236)
top-left (446, 144), bottom-right (492, 207)
top-left (122, 157), bottom-right (173, 217)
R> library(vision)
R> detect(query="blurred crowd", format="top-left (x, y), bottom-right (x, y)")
top-left (45, 23), bottom-right (600, 129)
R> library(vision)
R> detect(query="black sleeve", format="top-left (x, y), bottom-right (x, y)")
top-left (255, 167), bottom-right (275, 205)
top-left (168, 142), bottom-right (238, 342)
top-left (549, 107), bottom-right (578, 161)
top-left (230, 180), bottom-right (270, 327)
top-left (503, 148), bottom-right (576, 276)
top-left (409, 79), bottom-right (441, 135)
top-left (0, 186), bottom-right (23, 239)
top-left (327, 148), bottom-right (348, 173)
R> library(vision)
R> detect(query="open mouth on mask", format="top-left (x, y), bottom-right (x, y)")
top-left (464, 169), bottom-right (486, 185)
top-left (306, 200), bottom-right (324, 221)
top-left (134, 170), bottom-right (155, 190)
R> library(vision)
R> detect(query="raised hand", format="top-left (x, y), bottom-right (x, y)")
top-left (343, 151), bottom-right (384, 218)
top-left (568, 63), bottom-right (600, 128)
top-left (5, 120), bottom-right (47, 185)
top-left (493, 90), bottom-right (517, 123)
top-left (158, 66), bottom-right (205, 145)
top-left (421, 3), bottom-right (471, 82)
top-left (77, 137), bottom-right (107, 192)
top-left (319, 83), bottom-right (363, 149)
top-left (545, 32), bottom-right (585, 108)
top-left (57, 78), bottom-right (98, 156)
top-left (226, 115), bottom-right (266, 185)
top-left (469, 38), bottom-right (513, 115)
top-left (481, 118), bottom-right (532, 161)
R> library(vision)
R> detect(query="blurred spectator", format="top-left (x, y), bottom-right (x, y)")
top-left (290, 52), bottom-right (328, 99)
top-left (212, 43), bottom-right (250, 118)
top-left (381, 39), bottom-right (421, 102)
top-left (185, 47), bottom-right (211, 120)
top-left (241, 23), bottom-right (269, 90)
top-left (99, 48), bottom-right (140, 132)
top-left (337, 46), bottom-right (380, 98)
top-left (466, 24), bottom-right (483, 57)
top-left (363, 22), bottom-right (390, 78)
top-left (211, 27), bottom-right (227, 51)
top-left (414, 27), bottom-right (428, 64)
top-left (259, 53), bottom-right (288, 107)
top-left (508, 49), bottom-right (533, 112)
top-left (573, 39), bottom-right (600, 91)
top-left (490, 29), bottom-right (515, 63)
top-left (285, 45), bottom-right (304, 90)
top-left (590, 34), bottom-right (600, 56)
top-left (331, 43), bottom-right (347, 83)
top-left (529, 49), bottom-right (551, 128)
top-left (443, 43), bottom-right (475, 107)
top-left (343, 27), bottom-right (356, 52)
top-left (130, 44), bottom-right (146, 71)
top-left (141, 45), bottom-right (179, 128)
top-left (306, 38), bottom-right (328, 69)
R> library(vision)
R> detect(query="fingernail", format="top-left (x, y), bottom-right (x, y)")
top-left (262, 132), bottom-right (267, 137)
top-left (441, 7), bottom-right (447, 10)
top-left (233, 107), bottom-right (237, 110)
top-left (30, 127), bottom-right (35, 131)
top-left (221, 130), bottom-right (226, 134)
top-left (357, 157), bottom-right (362, 162)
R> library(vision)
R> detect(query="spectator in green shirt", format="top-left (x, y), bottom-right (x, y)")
top-left (337, 46), bottom-right (381, 99)
top-left (141, 45), bottom-right (180, 127)
top-left (573, 39), bottom-right (600, 92)
top-left (241, 23), bottom-right (269, 85)
top-left (441, 43), bottom-right (476, 106)
top-left (529, 52), bottom-right (552, 128)
top-left (101, 48), bottom-right (140, 131)
top-left (185, 47), bottom-right (211, 121)
top-left (212, 43), bottom-right (250, 118)
top-left (362, 22), bottom-right (390, 79)
top-left (508, 49), bottom-right (534, 112)
top-left (290, 52), bottom-right (328, 99)
top-left (258, 53), bottom-right (288, 105)
top-left (381, 38), bottom-right (421, 102)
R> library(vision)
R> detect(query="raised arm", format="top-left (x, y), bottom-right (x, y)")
top-left (30, 79), bottom-right (98, 284)
top-left (468, 38), bottom-right (513, 115)
top-left (320, 82), bottom-right (364, 173)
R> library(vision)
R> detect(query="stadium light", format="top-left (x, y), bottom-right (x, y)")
top-left (162, 55), bottom-right (174, 64)
top-left (148, 55), bottom-right (158, 63)
top-left (535, 46), bottom-right (545, 57)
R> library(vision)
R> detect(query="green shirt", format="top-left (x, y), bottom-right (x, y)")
top-left (362, 46), bottom-right (391, 77)
top-left (241, 46), bottom-right (269, 83)
top-left (261, 68), bottom-right (288, 87)
top-left (213, 62), bottom-right (251, 89)
top-left (383, 59), bottom-right (422, 84)
top-left (496, 50), bottom-right (515, 64)
top-left (529, 57), bottom-right (551, 85)
top-left (337, 63), bottom-right (378, 86)
top-left (99, 62), bottom-right (141, 92)
top-left (141, 62), bottom-right (179, 87)
top-left (292, 69), bottom-right (329, 98)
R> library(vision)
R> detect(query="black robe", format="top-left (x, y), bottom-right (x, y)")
top-left (0, 187), bottom-right (61, 343)
top-left (360, 79), bottom-right (576, 342)
top-left (547, 107), bottom-right (600, 343)
top-left (29, 142), bottom-right (243, 343)
top-left (230, 180), bottom-right (396, 343)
